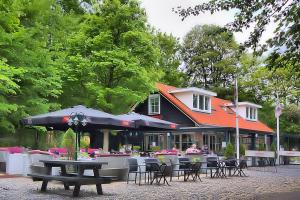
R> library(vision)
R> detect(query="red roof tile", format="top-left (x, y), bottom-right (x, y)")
top-left (156, 83), bottom-right (274, 134)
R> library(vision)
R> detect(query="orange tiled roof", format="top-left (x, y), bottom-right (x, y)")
top-left (156, 83), bottom-right (274, 134)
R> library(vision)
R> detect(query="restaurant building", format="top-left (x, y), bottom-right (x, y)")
top-left (133, 83), bottom-right (274, 153)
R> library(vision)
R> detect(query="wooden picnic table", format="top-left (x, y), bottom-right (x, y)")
top-left (28, 160), bottom-right (115, 197)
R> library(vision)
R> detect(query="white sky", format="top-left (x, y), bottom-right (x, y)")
top-left (141, 0), bottom-right (276, 46)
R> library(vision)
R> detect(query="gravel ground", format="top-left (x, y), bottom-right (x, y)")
top-left (1, 166), bottom-right (300, 200)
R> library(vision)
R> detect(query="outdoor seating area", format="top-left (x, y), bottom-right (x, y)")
top-left (126, 155), bottom-right (248, 187)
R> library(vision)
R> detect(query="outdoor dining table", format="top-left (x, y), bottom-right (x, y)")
top-left (30, 160), bottom-right (110, 196)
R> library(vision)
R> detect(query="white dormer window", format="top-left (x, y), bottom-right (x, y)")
top-left (148, 94), bottom-right (160, 115)
top-left (193, 94), bottom-right (211, 113)
top-left (193, 94), bottom-right (198, 109)
top-left (246, 107), bottom-right (257, 121)
top-left (168, 87), bottom-right (216, 113)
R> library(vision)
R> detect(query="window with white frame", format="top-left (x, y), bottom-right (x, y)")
top-left (193, 94), bottom-right (198, 109)
top-left (193, 94), bottom-right (211, 112)
top-left (246, 107), bottom-right (257, 120)
top-left (148, 94), bottom-right (160, 115)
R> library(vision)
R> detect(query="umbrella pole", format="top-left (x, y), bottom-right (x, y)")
top-left (75, 129), bottom-right (78, 161)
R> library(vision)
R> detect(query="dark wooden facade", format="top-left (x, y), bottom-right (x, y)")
top-left (135, 93), bottom-right (195, 127)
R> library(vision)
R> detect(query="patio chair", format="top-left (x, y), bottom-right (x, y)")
top-left (224, 158), bottom-right (236, 176)
top-left (233, 159), bottom-right (247, 177)
top-left (206, 157), bottom-right (219, 178)
top-left (145, 158), bottom-right (160, 183)
top-left (169, 157), bottom-right (191, 181)
top-left (184, 161), bottom-right (202, 182)
top-left (146, 160), bottom-right (169, 185)
top-left (127, 158), bottom-right (148, 186)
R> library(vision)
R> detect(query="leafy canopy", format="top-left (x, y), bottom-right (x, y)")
top-left (175, 0), bottom-right (300, 71)
top-left (181, 24), bottom-right (239, 88)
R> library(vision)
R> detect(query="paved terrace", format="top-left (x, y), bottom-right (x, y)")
top-left (1, 165), bottom-right (300, 200)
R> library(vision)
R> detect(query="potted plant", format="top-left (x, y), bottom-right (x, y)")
top-left (239, 144), bottom-right (246, 158)
top-left (258, 143), bottom-right (266, 166)
top-left (150, 146), bottom-right (161, 152)
top-left (224, 143), bottom-right (234, 159)
top-left (132, 145), bottom-right (141, 156)
top-left (61, 128), bottom-right (76, 160)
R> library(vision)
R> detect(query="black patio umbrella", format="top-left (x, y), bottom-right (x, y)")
top-left (21, 105), bottom-right (135, 160)
top-left (117, 112), bottom-right (179, 131)
top-left (21, 105), bottom-right (135, 131)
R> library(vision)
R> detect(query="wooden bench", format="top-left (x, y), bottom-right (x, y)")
top-left (28, 173), bottom-right (116, 197)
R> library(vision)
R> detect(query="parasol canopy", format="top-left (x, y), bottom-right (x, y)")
top-left (21, 105), bottom-right (135, 131)
top-left (117, 112), bottom-right (179, 131)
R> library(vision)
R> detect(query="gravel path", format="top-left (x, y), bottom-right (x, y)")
top-left (1, 166), bottom-right (300, 200)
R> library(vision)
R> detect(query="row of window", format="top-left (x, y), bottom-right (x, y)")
top-left (148, 94), bottom-right (258, 121)
top-left (193, 94), bottom-right (210, 112)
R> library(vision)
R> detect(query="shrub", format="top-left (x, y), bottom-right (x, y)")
top-left (80, 135), bottom-right (90, 149)
top-left (62, 128), bottom-right (76, 160)
top-left (132, 146), bottom-right (141, 151)
top-left (271, 142), bottom-right (276, 152)
top-left (224, 142), bottom-right (234, 159)
top-left (239, 144), bottom-right (246, 156)
top-left (258, 143), bottom-right (265, 151)
top-left (150, 146), bottom-right (161, 152)
top-left (80, 139), bottom-right (89, 149)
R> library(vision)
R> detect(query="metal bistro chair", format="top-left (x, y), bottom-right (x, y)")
top-left (184, 161), bottom-right (202, 182)
top-left (224, 158), bottom-right (236, 176)
top-left (169, 157), bottom-right (191, 181)
top-left (233, 159), bottom-right (247, 177)
top-left (206, 157), bottom-right (219, 178)
top-left (145, 158), bottom-right (160, 183)
top-left (127, 158), bottom-right (148, 186)
top-left (145, 158), bottom-right (169, 185)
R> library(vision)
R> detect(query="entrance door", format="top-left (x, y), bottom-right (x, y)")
top-left (209, 135), bottom-right (216, 152)
top-left (203, 134), bottom-right (222, 153)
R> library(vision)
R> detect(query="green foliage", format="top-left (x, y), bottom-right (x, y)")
top-left (271, 142), bottom-right (276, 152)
top-left (62, 128), bottom-right (76, 159)
top-left (61, 0), bottom-right (162, 114)
top-left (132, 145), bottom-right (141, 151)
top-left (239, 144), bottom-right (246, 156)
top-left (154, 32), bottom-right (186, 87)
top-left (176, 1), bottom-right (300, 72)
top-left (280, 104), bottom-right (300, 135)
top-left (258, 143), bottom-right (266, 151)
top-left (224, 142), bottom-right (234, 159)
top-left (181, 24), bottom-right (239, 89)
top-left (80, 138), bottom-right (89, 149)
top-left (150, 146), bottom-right (161, 152)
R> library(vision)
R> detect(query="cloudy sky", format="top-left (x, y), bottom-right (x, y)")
top-left (141, 0), bottom-right (275, 45)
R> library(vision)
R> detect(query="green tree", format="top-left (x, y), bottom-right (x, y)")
top-left (280, 104), bottom-right (300, 135)
top-left (154, 32), bottom-right (185, 87)
top-left (181, 25), bottom-right (239, 89)
top-left (175, 0), bottom-right (300, 72)
top-left (0, 60), bottom-right (24, 132)
top-left (61, 0), bottom-right (162, 113)
top-left (0, 0), bottom-right (77, 134)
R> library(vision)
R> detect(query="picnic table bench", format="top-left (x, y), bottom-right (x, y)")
top-left (27, 160), bottom-right (117, 197)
